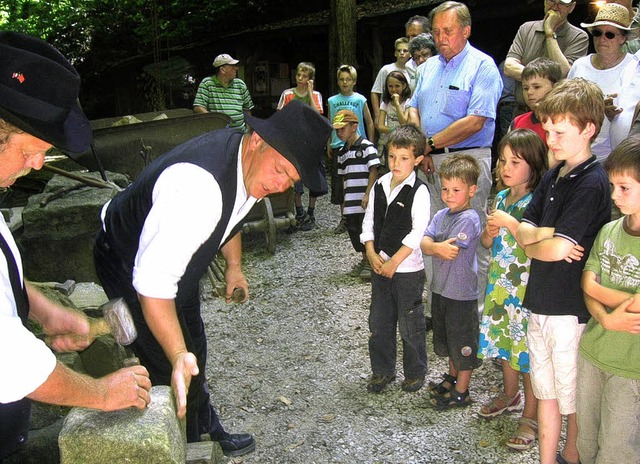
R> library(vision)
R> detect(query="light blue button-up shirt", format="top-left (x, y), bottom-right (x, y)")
top-left (409, 42), bottom-right (502, 148)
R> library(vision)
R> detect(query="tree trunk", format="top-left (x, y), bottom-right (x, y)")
top-left (329, 0), bottom-right (356, 95)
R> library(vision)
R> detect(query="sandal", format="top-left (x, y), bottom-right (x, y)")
top-left (428, 373), bottom-right (457, 398)
top-left (556, 452), bottom-right (582, 464)
top-left (430, 388), bottom-right (471, 410)
top-left (506, 416), bottom-right (537, 451)
top-left (478, 391), bottom-right (523, 418)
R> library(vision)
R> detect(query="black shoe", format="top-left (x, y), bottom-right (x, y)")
top-left (401, 376), bottom-right (425, 392)
top-left (367, 374), bottom-right (396, 393)
top-left (215, 432), bottom-right (256, 457)
top-left (299, 215), bottom-right (316, 231)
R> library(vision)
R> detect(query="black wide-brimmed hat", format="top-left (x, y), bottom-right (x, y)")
top-left (0, 32), bottom-right (91, 154)
top-left (245, 100), bottom-right (332, 192)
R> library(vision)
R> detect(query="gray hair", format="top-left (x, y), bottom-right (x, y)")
top-left (0, 119), bottom-right (23, 153)
top-left (409, 33), bottom-right (437, 57)
top-left (429, 1), bottom-right (472, 28)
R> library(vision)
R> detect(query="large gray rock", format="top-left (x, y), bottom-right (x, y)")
top-left (59, 386), bottom-right (186, 464)
top-left (19, 172), bottom-right (128, 283)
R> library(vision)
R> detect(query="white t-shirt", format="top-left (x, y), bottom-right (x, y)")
top-left (568, 52), bottom-right (634, 161)
top-left (0, 220), bottom-right (56, 403)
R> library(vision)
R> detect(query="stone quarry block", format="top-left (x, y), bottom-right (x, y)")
top-left (78, 334), bottom-right (126, 378)
top-left (19, 171), bottom-right (128, 283)
top-left (59, 385), bottom-right (185, 464)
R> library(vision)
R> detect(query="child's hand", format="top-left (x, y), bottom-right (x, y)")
top-left (602, 297), bottom-right (640, 334)
top-left (378, 259), bottom-right (399, 278)
top-left (434, 237), bottom-right (461, 260)
top-left (366, 251), bottom-right (385, 274)
top-left (484, 222), bottom-right (500, 239)
top-left (308, 79), bottom-right (314, 92)
top-left (391, 93), bottom-right (400, 106)
top-left (564, 244), bottom-right (584, 263)
top-left (487, 209), bottom-right (511, 229)
top-left (361, 195), bottom-right (369, 210)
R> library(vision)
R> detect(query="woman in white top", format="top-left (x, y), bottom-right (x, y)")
top-left (568, 2), bottom-right (635, 161)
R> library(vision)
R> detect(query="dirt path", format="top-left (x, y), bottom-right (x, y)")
top-left (201, 196), bottom-right (542, 464)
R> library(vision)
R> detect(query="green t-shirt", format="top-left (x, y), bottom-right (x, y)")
top-left (580, 217), bottom-right (640, 379)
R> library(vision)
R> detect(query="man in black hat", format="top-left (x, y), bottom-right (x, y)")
top-left (93, 99), bottom-right (332, 456)
top-left (0, 32), bottom-right (152, 460)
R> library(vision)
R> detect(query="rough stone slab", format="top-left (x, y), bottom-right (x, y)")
top-left (59, 386), bottom-right (185, 464)
top-left (78, 334), bottom-right (126, 378)
top-left (186, 441), bottom-right (224, 464)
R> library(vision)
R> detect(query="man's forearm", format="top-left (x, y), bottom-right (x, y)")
top-left (138, 295), bottom-right (186, 366)
top-left (504, 57), bottom-right (524, 81)
top-left (221, 232), bottom-right (243, 271)
top-left (432, 115), bottom-right (486, 148)
top-left (545, 39), bottom-right (571, 77)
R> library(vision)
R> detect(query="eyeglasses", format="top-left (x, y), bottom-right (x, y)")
top-left (591, 29), bottom-right (621, 40)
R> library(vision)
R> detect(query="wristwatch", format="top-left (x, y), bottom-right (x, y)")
top-left (545, 32), bottom-right (557, 40)
top-left (427, 137), bottom-right (436, 150)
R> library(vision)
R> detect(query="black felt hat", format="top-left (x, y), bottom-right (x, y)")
top-left (245, 100), bottom-right (332, 192)
top-left (0, 32), bottom-right (91, 154)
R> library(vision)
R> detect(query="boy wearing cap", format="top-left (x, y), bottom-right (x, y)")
top-left (334, 109), bottom-right (380, 280)
top-left (94, 100), bottom-right (332, 456)
top-left (0, 32), bottom-right (152, 460)
top-left (194, 53), bottom-right (254, 131)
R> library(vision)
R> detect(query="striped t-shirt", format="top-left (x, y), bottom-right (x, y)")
top-left (337, 137), bottom-right (380, 215)
top-left (193, 75), bottom-right (254, 131)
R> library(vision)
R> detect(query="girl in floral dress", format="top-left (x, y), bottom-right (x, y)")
top-left (477, 129), bottom-right (548, 450)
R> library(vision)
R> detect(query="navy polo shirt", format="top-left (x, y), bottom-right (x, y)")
top-left (522, 156), bottom-right (611, 321)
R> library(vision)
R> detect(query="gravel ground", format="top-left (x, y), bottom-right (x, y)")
top-left (199, 195), bottom-right (549, 464)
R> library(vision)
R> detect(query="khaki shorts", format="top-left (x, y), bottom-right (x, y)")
top-left (527, 312), bottom-right (586, 415)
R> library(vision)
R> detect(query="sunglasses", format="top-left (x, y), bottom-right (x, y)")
top-left (591, 29), bottom-right (621, 40)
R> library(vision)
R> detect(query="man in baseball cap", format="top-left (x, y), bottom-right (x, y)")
top-left (193, 52), bottom-right (254, 131)
top-left (94, 99), bottom-right (332, 456)
top-left (0, 32), bottom-right (152, 460)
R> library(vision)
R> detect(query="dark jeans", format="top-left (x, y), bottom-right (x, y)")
top-left (93, 230), bottom-right (224, 442)
top-left (369, 271), bottom-right (428, 379)
top-left (345, 213), bottom-right (365, 253)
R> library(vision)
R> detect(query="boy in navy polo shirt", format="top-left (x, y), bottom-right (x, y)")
top-left (516, 78), bottom-right (611, 464)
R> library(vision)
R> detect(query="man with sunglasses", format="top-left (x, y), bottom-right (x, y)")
top-left (504, 0), bottom-right (588, 117)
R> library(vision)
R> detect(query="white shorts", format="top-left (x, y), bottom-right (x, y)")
top-left (527, 312), bottom-right (586, 415)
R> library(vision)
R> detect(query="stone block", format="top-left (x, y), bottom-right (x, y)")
top-left (78, 334), bottom-right (126, 378)
top-left (59, 386), bottom-right (185, 464)
top-left (18, 171), bottom-right (128, 283)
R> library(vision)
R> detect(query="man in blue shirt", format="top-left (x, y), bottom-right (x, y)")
top-left (408, 1), bottom-right (502, 313)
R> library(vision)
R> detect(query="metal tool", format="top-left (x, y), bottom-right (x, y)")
top-left (45, 297), bottom-right (137, 350)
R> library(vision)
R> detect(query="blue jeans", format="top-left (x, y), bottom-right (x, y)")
top-left (369, 271), bottom-right (428, 379)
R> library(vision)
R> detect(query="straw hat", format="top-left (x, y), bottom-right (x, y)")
top-left (581, 3), bottom-right (635, 31)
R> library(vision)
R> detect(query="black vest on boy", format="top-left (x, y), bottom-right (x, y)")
top-left (373, 178), bottom-right (425, 257)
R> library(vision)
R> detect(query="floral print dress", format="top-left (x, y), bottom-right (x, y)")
top-left (478, 188), bottom-right (533, 373)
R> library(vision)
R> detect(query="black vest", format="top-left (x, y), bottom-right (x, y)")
top-left (373, 178), bottom-right (425, 256)
top-left (0, 231), bottom-right (32, 460)
top-left (103, 129), bottom-right (245, 301)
